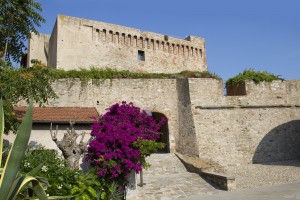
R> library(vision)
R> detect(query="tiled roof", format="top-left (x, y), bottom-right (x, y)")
top-left (14, 107), bottom-right (99, 124)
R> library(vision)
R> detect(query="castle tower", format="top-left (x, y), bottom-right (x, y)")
top-left (28, 15), bottom-right (207, 73)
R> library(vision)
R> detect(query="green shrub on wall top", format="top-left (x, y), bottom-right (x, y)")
top-left (226, 69), bottom-right (284, 87)
top-left (177, 70), bottom-right (221, 80)
top-left (50, 67), bottom-right (221, 81)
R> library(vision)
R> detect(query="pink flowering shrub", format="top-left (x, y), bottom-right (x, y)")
top-left (86, 101), bottom-right (165, 184)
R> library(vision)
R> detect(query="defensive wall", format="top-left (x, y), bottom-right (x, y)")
top-left (45, 78), bottom-right (179, 153)
top-left (28, 15), bottom-right (207, 73)
top-left (9, 78), bottom-right (300, 168)
top-left (183, 79), bottom-right (300, 166)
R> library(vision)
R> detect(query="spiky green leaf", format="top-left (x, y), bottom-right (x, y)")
top-left (0, 101), bottom-right (33, 200)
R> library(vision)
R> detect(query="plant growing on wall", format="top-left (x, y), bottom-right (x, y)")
top-left (164, 35), bottom-right (169, 41)
top-left (226, 69), bottom-right (284, 87)
top-left (86, 101), bottom-right (165, 187)
top-left (177, 70), bottom-right (221, 80)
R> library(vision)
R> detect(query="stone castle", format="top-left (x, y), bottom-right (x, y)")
top-left (21, 15), bottom-right (300, 169)
top-left (28, 15), bottom-right (207, 73)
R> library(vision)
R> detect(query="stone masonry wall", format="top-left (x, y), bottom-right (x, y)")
top-left (12, 77), bottom-right (300, 167)
top-left (46, 79), bottom-right (179, 152)
top-left (28, 33), bottom-right (50, 66)
top-left (176, 78), bottom-right (199, 156)
top-left (29, 15), bottom-right (207, 73)
top-left (187, 79), bottom-right (300, 166)
top-left (48, 21), bottom-right (58, 68)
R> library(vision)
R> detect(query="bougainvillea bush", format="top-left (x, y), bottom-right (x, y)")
top-left (86, 101), bottom-right (165, 185)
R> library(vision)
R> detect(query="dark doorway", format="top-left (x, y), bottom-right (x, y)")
top-left (152, 112), bottom-right (170, 153)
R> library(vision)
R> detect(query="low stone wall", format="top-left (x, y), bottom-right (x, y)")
top-left (175, 153), bottom-right (236, 191)
top-left (201, 171), bottom-right (236, 191)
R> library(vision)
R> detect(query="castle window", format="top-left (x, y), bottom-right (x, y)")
top-left (138, 50), bottom-right (145, 61)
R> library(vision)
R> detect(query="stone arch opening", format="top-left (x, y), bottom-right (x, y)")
top-left (152, 112), bottom-right (170, 153)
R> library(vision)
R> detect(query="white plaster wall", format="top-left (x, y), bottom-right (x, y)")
top-left (4, 124), bottom-right (91, 152)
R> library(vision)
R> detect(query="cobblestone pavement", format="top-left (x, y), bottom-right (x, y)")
top-left (224, 159), bottom-right (300, 189)
top-left (135, 153), bottom-right (222, 200)
top-left (189, 181), bottom-right (300, 200)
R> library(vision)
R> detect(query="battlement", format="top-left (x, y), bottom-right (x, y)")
top-left (28, 15), bottom-right (207, 73)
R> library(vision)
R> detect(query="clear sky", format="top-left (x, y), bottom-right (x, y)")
top-left (36, 0), bottom-right (300, 81)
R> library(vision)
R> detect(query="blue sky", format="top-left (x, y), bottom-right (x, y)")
top-left (36, 0), bottom-right (300, 81)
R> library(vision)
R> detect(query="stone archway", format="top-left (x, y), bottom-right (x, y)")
top-left (152, 112), bottom-right (170, 153)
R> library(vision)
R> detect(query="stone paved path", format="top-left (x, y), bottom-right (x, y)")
top-left (135, 153), bottom-right (222, 200)
top-left (224, 159), bottom-right (300, 189)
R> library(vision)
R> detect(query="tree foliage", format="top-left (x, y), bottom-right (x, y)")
top-left (0, 64), bottom-right (57, 133)
top-left (0, 0), bottom-right (45, 64)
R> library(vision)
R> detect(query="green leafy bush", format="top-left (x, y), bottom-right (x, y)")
top-left (0, 101), bottom-right (71, 200)
top-left (20, 146), bottom-right (122, 199)
top-left (20, 146), bottom-right (78, 196)
top-left (226, 69), bottom-right (284, 87)
top-left (70, 169), bottom-right (123, 200)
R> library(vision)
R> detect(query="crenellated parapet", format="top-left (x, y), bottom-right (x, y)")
top-left (28, 15), bottom-right (207, 73)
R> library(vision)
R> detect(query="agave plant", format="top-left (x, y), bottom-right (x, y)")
top-left (0, 100), bottom-right (74, 200)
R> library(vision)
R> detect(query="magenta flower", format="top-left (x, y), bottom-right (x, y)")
top-left (86, 101), bottom-right (165, 184)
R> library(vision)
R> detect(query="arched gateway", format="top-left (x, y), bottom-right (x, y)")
top-left (151, 112), bottom-right (170, 153)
